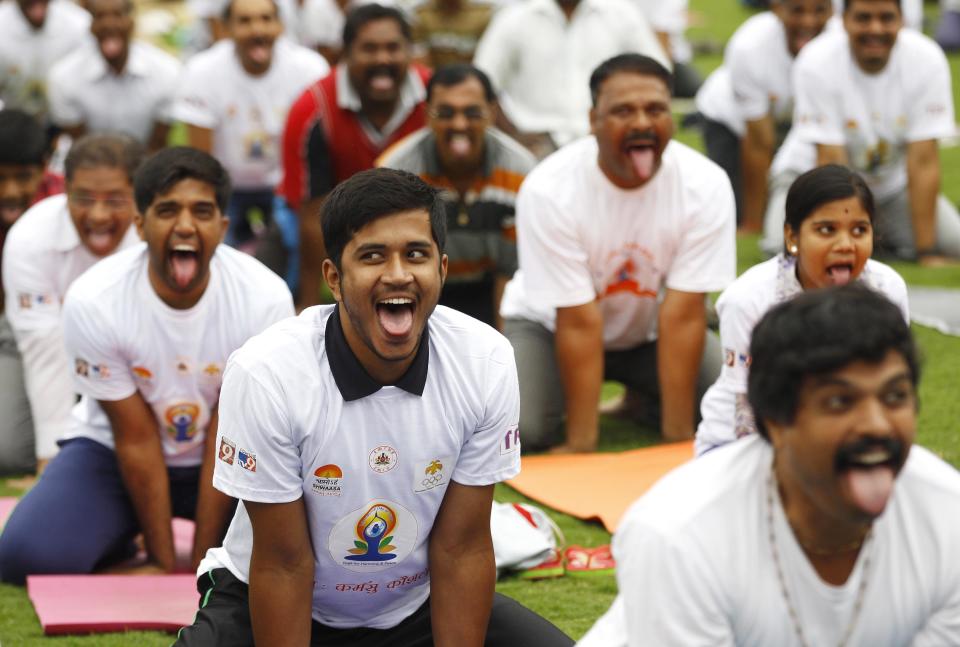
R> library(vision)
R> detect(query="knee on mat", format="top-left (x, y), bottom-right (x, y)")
top-left (0, 520), bottom-right (91, 584)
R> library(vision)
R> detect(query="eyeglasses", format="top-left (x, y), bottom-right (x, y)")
top-left (428, 106), bottom-right (489, 122)
top-left (68, 191), bottom-right (133, 211)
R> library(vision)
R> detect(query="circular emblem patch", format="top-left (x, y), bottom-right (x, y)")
top-left (368, 445), bottom-right (398, 474)
top-left (328, 499), bottom-right (418, 573)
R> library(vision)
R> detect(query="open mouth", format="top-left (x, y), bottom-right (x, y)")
top-left (85, 227), bottom-right (117, 254)
top-left (624, 141), bottom-right (657, 181)
top-left (447, 133), bottom-right (471, 157)
top-left (376, 297), bottom-right (415, 338)
top-left (169, 244), bottom-right (199, 289)
top-left (835, 438), bottom-right (904, 517)
top-left (99, 33), bottom-right (125, 60)
top-left (367, 67), bottom-right (398, 93)
top-left (245, 37), bottom-right (272, 65)
top-left (826, 263), bottom-right (853, 286)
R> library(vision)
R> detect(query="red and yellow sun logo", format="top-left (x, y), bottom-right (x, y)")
top-left (314, 464), bottom-right (343, 478)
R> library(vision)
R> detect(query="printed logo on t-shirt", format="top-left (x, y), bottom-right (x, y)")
top-left (599, 246), bottom-right (658, 300)
top-left (238, 448), bottom-right (257, 472)
top-left (724, 348), bottom-right (735, 367)
top-left (737, 353), bottom-right (752, 368)
top-left (17, 292), bottom-right (54, 309)
top-left (328, 500), bottom-right (418, 573)
top-left (175, 356), bottom-right (193, 376)
top-left (413, 456), bottom-right (454, 493)
top-left (218, 437), bottom-right (236, 465)
top-left (75, 358), bottom-right (109, 379)
top-left (132, 366), bottom-right (154, 384)
top-left (500, 425), bottom-right (520, 455)
top-left (164, 403), bottom-right (200, 442)
top-left (201, 363), bottom-right (222, 380)
top-left (312, 464), bottom-right (343, 496)
top-left (369, 446), bottom-right (398, 474)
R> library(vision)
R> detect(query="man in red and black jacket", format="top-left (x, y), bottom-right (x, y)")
top-left (279, 3), bottom-right (430, 307)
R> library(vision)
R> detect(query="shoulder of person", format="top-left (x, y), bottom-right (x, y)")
top-left (728, 11), bottom-right (783, 57)
top-left (662, 140), bottom-right (731, 190)
top-left (428, 305), bottom-right (514, 363)
top-left (794, 28), bottom-right (847, 75)
top-left (51, 0), bottom-right (92, 26)
top-left (522, 137), bottom-right (592, 193)
top-left (863, 258), bottom-right (907, 290)
top-left (214, 245), bottom-right (292, 295)
top-left (4, 195), bottom-right (69, 252)
top-left (894, 29), bottom-right (950, 78)
top-left (65, 243), bottom-right (145, 306)
top-left (278, 38), bottom-right (330, 74)
top-left (47, 43), bottom-right (91, 81)
top-left (229, 305), bottom-right (327, 375)
top-left (131, 39), bottom-right (183, 73)
top-left (376, 127), bottom-right (432, 170)
top-left (716, 256), bottom-right (780, 312)
top-left (898, 445), bottom-right (960, 507)
top-left (182, 40), bottom-right (234, 75)
top-left (487, 127), bottom-right (538, 172)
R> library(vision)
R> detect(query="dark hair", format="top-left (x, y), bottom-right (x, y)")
top-left (133, 147), bottom-right (231, 214)
top-left (342, 3), bottom-right (411, 51)
top-left (222, 0), bottom-right (279, 22)
top-left (784, 164), bottom-right (875, 249)
top-left (426, 64), bottom-right (496, 103)
top-left (747, 284), bottom-right (918, 440)
top-left (0, 109), bottom-right (49, 167)
top-left (88, 0), bottom-right (134, 16)
top-left (321, 168), bottom-right (446, 269)
top-left (843, 0), bottom-right (900, 12)
top-left (64, 133), bottom-right (145, 183)
top-left (589, 53), bottom-right (673, 106)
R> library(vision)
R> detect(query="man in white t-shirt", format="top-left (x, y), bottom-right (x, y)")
top-left (176, 168), bottom-right (573, 646)
top-left (632, 0), bottom-right (701, 98)
top-left (2, 134), bottom-right (144, 477)
top-left (0, 0), bottom-right (91, 120)
top-left (47, 0), bottom-right (182, 150)
top-left (696, 0), bottom-right (832, 230)
top-left (579, 285), bottom-right (960, 646)
top-left (173, 0), bottom-right (329, 249)
top-left (768, 0), bottom-right (960, 262)
top-left (501, 54), bottom-right (736, 453)
top-left (0, 148), bottom-right (295, 585)
top-left (473, 0), bottom-right (667, 155)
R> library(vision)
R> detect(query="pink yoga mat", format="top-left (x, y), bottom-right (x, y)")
top-left (27, 574), bottom-right (199, 635)
top-left (0, 497), bottom-right (16, 528)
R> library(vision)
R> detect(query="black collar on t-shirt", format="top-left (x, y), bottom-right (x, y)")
top-left (325, 304), bottom-right (430, 401)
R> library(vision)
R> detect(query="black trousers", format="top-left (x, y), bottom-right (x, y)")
top-left (175, 568), bottom-right (574, 647)
top-left (701, 117), bottom-right (744, 224)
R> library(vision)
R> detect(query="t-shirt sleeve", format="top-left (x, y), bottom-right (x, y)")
top-left (212, 359), bottom-right (303, 502)
top-left (3, 239), bottom-right (61, 334)
top-left (451, 340), bottom-right (521, 486)
top-left (170, 61), bottom-right (218, 129)
top-left (728, 40), bottom-right (771, 122)
top-left (664, 173), bottom-right (737, 293)
top-left (154, 59), bottom-right (183, 125)
top-left (515, 181), bottom-right (596, 309)
top-left (61, 292), bottom-right (136, 402)
top-left (615, 517), bottom-right (735, 646)
top-left (792, 55), bottom-right (845, 146)
top-left (716, 286), bottom-right (756, 395)
top-left (905, 48), bottom-right (955, 142)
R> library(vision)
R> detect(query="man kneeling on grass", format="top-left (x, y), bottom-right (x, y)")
top-left (176, 168), bottom-right (573, 647)
top-left (579, 285), bottom-right (960, 645)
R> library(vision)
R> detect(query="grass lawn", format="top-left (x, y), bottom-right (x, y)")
top-left (1, 0), bottom-right (959, 644)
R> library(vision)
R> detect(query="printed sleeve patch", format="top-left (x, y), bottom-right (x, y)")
top-left (238, 448), bottom-right (257, 472)
top-left (413, 456), bottom-right (454, 493)
top-left (500, 425), bottom-right (520, 455)
top-left (218, 437), bottom-right (236, 465)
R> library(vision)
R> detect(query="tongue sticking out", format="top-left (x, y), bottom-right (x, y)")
top-left (378, 306), bottom-right (414, 337)
top-left (449, 134), bottom-right (471, 158)
top-left (86, 231), bottom-right (113, 254)
top-left (26, 2), bottom-right (47, 25)
top-left (827, 266), bottom-right (853, 286)
top-left (248, 43), bottom-right (271, 65)
top-left (845, 466), bottom-right (895, 517)
top-left (171, 252), bottom-right (198, 289)
top-left (370, 75), bottom-right (395, 92)
top-left (100, 36), bottom-right (124, 60)
top-left (629, 148), bottom-right (655, 181)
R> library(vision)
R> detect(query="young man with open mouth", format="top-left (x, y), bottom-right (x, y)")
top-left (581, 284), bottom-right (960, 645)
top-left (0, 147), bottom-right (294, 584)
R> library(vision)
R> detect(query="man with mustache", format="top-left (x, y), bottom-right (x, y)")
top-left (696, 0), bottom-right (833, 231)
top-left (175, 168), bottom-right (572, 646)
top-left (0, 0), bottom-right (90, 120)
top-left (501, 54), bottom-right (736, 453)
top-left (173, 0), bottom-right (329, 251)
top-left (46, 0), bottom-right (181, 152)
top-left (377, 64), bottom-right (536, 328)
top-left (769, 0), bottom-right (960, 263)
top-left (579, 285), bottom-right (960, 645)
top-left (0, 147), bottom-right (295, 584)
top-left (279, 3), bottom-right (431, 307)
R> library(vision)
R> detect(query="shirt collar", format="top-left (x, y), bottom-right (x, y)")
top-left (325, 304), bottom-right (430, 401)
top-left (86, 41), bottom-right (148, 81)
top-left (335, 63), bottom-right (427, 116)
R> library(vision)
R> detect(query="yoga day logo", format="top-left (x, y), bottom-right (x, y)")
top-left (329, 500), bottom-right (418, 572)
top-left (164, 402), bottom-right (200, 442)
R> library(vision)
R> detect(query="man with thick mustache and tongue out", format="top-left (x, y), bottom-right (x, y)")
top-left (500, 54), bottom-right (736, 453)
top-left (377, 64), bottom-right (536, 328)
top-left (579, 285), bottom-right (960, 646)
top-left (770, 0), bottom-right (960, 263)
top-left (0, 148), bottom-right (295, 585)
top-left (47, 0), bottom-right (182, 152)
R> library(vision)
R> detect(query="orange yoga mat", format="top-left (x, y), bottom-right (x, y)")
top-left (506, 441), bottom-right (694, 532)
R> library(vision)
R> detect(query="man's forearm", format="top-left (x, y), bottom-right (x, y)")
top-left (429, 539), bottom-right (495, 646)
top-left (907, 157), bottom-right (940, 254)
top-left (249, 558), bottom-right (314, 646)
top-left (298, 198), bottom-right (326, 308)
top-left (18, 328), bottom-right (73, 460)
top-left (115, 438), bottom-right (176, 570)
top-left (658, 316), bottom-right (705, 441)
top-left (556, 313), bottom-right (604, 451)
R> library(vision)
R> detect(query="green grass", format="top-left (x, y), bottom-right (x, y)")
top-left (2, 0), bottom-right (959, 643)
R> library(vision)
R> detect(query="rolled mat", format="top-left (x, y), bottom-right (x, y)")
top-left (506, 441), bottom-right (694, 532)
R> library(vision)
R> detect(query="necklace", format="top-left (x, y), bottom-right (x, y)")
top-left (766, 466), bottom-right (873, 647)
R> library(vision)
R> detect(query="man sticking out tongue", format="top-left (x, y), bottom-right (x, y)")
top-left (579, 285), bottom-right (960, 647)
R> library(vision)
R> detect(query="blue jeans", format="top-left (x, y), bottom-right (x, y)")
top-left (0, 437), bottom-right (199, 584)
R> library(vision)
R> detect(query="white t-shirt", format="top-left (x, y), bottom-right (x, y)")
top-left (473, 0), bottom-right (667, 146)
top-left (199, 305), bottom-right (521, 629)
top-left (47, 40), bottom-right (182, 143)
top-left (0, 0), bottom-right (91, 118)
top-left (788, 28), bottom-right (955, 199)
top-left (2, 195), bottom-right (140, 459)
top-left (696, 12), bottom-right (795, 138)
top-left (172, 38), bottom-right (329, 189)
top-left (499, 137), bottom-right (736, 351)
top-left (299, 0), bottom-right (392, 50)
top-left (695, 254), bottom-right (909, 457)
top-left (61, 243), bottom-right (294, 467)
top-left (579, 436), bottom-right (960, 647)
top-left (631, 0), bottom-right (691, 63)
